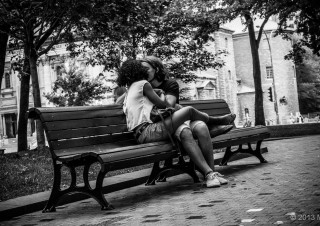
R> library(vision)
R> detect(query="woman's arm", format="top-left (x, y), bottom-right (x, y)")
top-left (143, 82), bottom-right (170, 108)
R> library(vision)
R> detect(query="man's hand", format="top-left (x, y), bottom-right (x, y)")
top-left (154, 89), bottom-right (164, 97)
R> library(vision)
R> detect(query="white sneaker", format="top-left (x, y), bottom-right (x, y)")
top-left (205, 172), bottom-right (221, 188)
top-left (214, 172), bottom-right (228, 185)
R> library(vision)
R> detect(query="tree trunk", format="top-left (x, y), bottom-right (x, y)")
top-left (245, 14), bottom-right (266, 126)
top-left (17, 56), bottom-right (30, 152)
top-left (0, 24), bottom-right (9, 93)
top-left (29, 48), bottom-right (46, 151)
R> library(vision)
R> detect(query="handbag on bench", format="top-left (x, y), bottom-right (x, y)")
top-left (150, 105), bottom-right (176, 123)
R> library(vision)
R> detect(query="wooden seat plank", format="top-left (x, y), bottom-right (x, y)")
top-left (98, 143), bottom-right (175, 163)
top-left (212, 134), bottom-right (270, 149)
top-left (55, 140), bottom-right (171, 158)
top-left (214, 127), bottom-right (269, 140)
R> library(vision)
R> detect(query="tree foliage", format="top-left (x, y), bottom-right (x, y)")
top-left (44, 64), bottom-right (109, 107)
top-left (67, 0), bottom-right (227, 83)
top-left (294, 48), bottom-right (320, 113)
top-left (277, 0), bottom-right (320, 61)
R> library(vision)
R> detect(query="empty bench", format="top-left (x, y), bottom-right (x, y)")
top-left (28, 99), bottom-right (270, 212)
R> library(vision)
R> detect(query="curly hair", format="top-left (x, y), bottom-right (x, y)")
top-left (140, 56), bottom-right (169, 82)
top-left (116, 59), bottom-right (149, 87)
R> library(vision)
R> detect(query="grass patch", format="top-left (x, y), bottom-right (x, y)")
top-left (0, 147), bottom-right (152, 202)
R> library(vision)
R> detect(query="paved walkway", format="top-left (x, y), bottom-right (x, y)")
top-left (1, 135), bottom-right (320, 226)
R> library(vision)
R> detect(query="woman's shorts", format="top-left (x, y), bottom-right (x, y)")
top-left (137, 121), bottom-right (170, 144)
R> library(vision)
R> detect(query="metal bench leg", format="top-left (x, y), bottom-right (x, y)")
top-left (173, 156), bottom-right (200, 183)
top-left (146, 162), bottom-right (161, 185)
top-left (43, 163), bottom-right (62, 213)
top-left (220, 141), bottom-right (268, 166)
top-left (83, 164), bottom-right (91, 188)
top-left (94, 168), bottom-right (114, 210)
top-left (220, 146), bottom-right (233, 166)
top-left (249, 141), bottom-right (268, 163)
top-left (185, 158), bottom-right (201, 183)
top-left (157, 158), bottom-right (173, 182)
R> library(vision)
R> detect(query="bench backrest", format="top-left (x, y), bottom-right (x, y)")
top-left (28, 99), bottom-right (231, 158)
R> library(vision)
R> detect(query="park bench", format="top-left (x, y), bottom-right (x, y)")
top-left (28, 99), bottom-right (270, 212)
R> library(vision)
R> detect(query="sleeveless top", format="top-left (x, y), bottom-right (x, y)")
top-left (123, 80), bottom-right (154, 131)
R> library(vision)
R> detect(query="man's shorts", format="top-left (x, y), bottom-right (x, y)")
top-left (174, 120), bottom-right (204, 141)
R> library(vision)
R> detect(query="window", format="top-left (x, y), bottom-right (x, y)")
top-left (228, 70), bottom-right (232, 80)
top-left (225, 37), bottom-right (228, 49)
top-left (5, 73), bottom-right (10, 88)
top-left (266, 66), bottom-right (273, 79)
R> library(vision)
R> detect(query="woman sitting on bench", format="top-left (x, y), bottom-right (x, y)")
top-left (117, 59), bottom-right (234, 188)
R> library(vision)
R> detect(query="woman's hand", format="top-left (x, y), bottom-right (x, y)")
top-left (160, 93), bottom-right (166, 101)
top-left (143, 82), bottom-right (169, 108)
top-left (154, 89), bottom-right (164, 96)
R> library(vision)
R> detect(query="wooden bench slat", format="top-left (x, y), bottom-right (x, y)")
top-left (98, 143), bottom-right (175, 163)
top-left (183, 102), bottom-right (229, 111)
top-left (106, 152), bottom-right (179, 171)
top-left (212, 133), bottom-right (270, 149)
top-left (181, 99), bottom-right (227, 105)
top-left (55, 140), bottom-right (171, 158)
top-left (44, 116), bottom-right (127, 131)
top-left (202, 108), bottom-right (231, 116)
top-left (47, 125), bottom-right (128, 140)
top-left (50, 132), bottom-right (134, 150)
top-left (40, 107), bottom-right (124, 122)
top-left (217, 126), bottom-right (269, 139)
top-left (28, 104), bottom-right (122, 114)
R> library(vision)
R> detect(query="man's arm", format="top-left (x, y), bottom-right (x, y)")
top-left (165, 94), bottom-right (177, 107)
top-left (164, 80), bottom-right (179, 107)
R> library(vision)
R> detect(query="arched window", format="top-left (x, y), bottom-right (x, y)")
top-left (5, 73), bottom-right (10, 88)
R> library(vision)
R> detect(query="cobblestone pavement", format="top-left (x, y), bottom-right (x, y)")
top-left (2, 135), bottom-right (320, 226)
